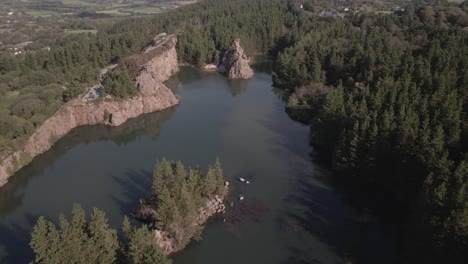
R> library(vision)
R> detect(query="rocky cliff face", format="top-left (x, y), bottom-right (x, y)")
top-left (217, 39), bottom-right (254, 79)
top-left (0, 34), bottom-right (180, 188)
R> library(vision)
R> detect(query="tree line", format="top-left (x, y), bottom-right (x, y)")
top-left (272, 2), bottom-right (468, 262)
top-left (30, 204), bottom-right (171, 264)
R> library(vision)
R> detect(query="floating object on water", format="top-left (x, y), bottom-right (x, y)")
top-left (239, 177), bottom-right (246, 182)
top-left (239, 195), bottom-right (244, 201)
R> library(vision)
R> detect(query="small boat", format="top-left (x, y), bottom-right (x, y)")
top-left (239, 177), bottom-right (246, 182)
top-left (239, 195), bottom-right (244, 201)
top-left (246, 181), bottom-right (250, 184)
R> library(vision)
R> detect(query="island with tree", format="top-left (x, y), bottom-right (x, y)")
top-left (29, 159), bottom-right (227, 263)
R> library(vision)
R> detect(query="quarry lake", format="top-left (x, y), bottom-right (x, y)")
top-left (0, 61), bottom-right (398, 264)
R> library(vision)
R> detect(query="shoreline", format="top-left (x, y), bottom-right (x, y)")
top-left (0, 36), bottom-right (180, 189)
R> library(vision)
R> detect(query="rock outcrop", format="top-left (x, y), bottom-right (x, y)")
top-left (217, 39), bottom-right (254, 79)
top-left (151, 195), bottom-right (226, 254)
top-left (0, 34), bottom-right (180, 188)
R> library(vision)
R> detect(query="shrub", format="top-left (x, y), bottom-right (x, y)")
top-left (10, 97), bottom-right (44, 119)
top-left (62, 84), bottom-right (83, 102)
top-left (103, 70), bottom-right (136, 98)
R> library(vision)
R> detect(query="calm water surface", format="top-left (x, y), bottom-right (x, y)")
top-left (0, 61), bottom-right (398, 264)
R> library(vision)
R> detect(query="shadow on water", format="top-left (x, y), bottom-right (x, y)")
top-left (176, 66), bottom-right (212, 86)
top-left (282, 164), bottom-right (400, 264)
top-left (0, 107), bottom-right (177, 216)
top-left (0, 212), bottom-right (39, 263)
top-left (111, 169), bottom-right (152, 218)
top-left (251, 56), bottom-right (274, 74)
top-left (251, 90), bottom-right (399, 263)
top-left (164, 73), bottom-right (181, 91)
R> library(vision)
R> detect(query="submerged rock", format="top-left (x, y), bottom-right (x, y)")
top-left (217, 39), bottom-right (254, 79)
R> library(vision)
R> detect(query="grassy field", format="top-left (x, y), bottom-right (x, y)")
top-left (61, 0), bottom-right (93, 5)
top-left (64, 29), bottom-right (98, 34)
top-left (125, 5), bottom-right (168, 14)
top-left (96, 9), bottom-right (132, 16)
top-left (8, 0), bottom-right (187, 19)
top-left (26, 10), bottom-right (58, 17)
top-left (376, 10), bottom-right (394, 15)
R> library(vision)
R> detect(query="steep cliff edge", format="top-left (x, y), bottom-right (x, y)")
top-left (0, 34), bottom-right (180, 188)
top-left (217, 39), bottom-right (254, 79)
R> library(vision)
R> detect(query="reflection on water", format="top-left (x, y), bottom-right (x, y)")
top-left (0, 107), bottom-right (176, 215)
top-left (224, 78), bottom-right (250, 96)
top-left (176, 66), bottom-right (209, 85)
top-left (0, 60), bottom-right (398, 264)
top-left (0, 108), bottom-right (176, 263)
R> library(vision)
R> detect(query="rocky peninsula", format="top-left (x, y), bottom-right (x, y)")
top-left (0, 34), bottom-right (180, 188)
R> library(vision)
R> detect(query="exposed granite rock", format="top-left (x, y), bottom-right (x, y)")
top-left (197, 195), bottom-right (226, 224)
top-left (217, 39), bottom-right (253, 79)
top-left (0, 34), bottom-right (180, 188)
top-left (135, 195), bottom-right (226, 254)
top-left (125, 34), bottom-right (179, 81)
top-left (204, 63), bottom-right (218, 71)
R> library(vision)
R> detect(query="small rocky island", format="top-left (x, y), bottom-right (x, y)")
top-left (133, 159), bottom-right (227, 254)
top-left (217, 38), bottom-right (254, 79)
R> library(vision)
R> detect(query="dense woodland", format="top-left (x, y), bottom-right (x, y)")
top-left (139, 159), bottom-right (225, 250)
top-left (0, 0), bottom-right (465, 262)
top-left (30, 204), bottom-right (170, 264)
top-left (272, 2), bottom-right (468, 263)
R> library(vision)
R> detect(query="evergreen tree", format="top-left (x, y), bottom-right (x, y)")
top-left (213, 158), bottom-right (225, 195)
top-left (123, 220), bottom-right (170, 264)
top-left (31, 206), bottom-right (170, 264)
top-left (203, 166), bottom-right (217, 197)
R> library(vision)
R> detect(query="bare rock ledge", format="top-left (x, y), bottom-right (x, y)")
top-left (0, 34), bottom-right (180, 188)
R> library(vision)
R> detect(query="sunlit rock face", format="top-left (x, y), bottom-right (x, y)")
top-left (0, 34), bottom-right (180, 187)
top-left (217, 38), bottom-right (254, 79)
